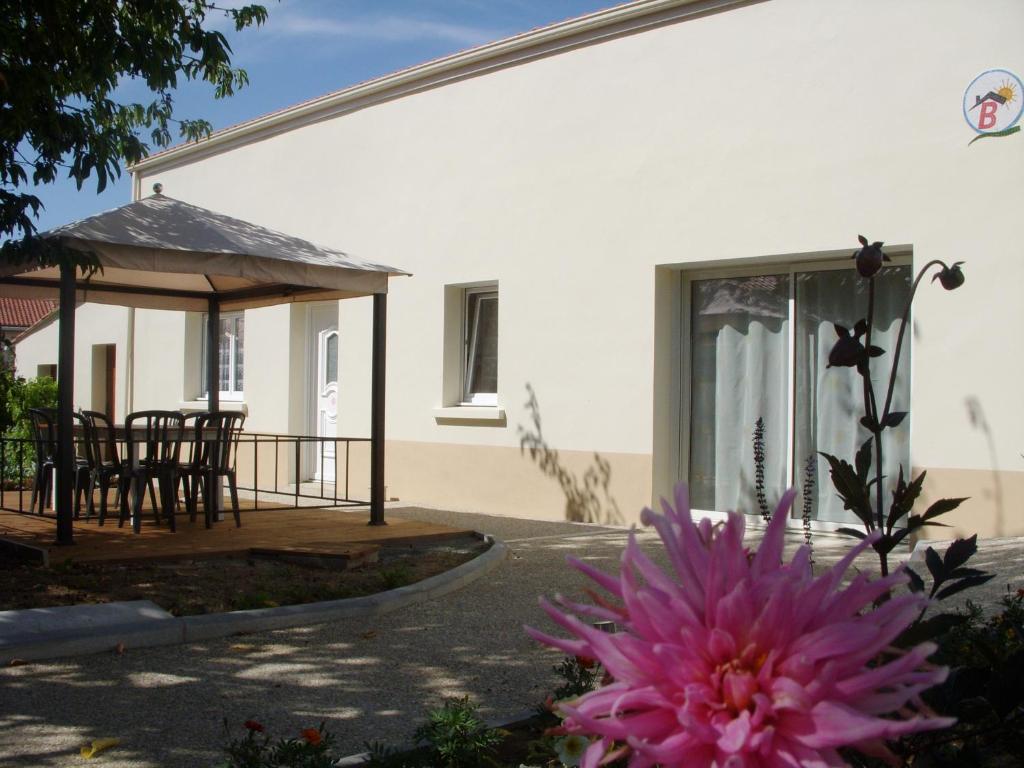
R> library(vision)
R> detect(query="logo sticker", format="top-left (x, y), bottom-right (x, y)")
top-left (963, 69), bottom-right (1022, 143)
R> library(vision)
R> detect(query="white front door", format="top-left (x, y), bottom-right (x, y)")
top-left (310, 305), bottom-right (339, 483)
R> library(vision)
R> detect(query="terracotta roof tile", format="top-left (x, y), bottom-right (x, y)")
top-left (0, 298), bottom-right (57, 329)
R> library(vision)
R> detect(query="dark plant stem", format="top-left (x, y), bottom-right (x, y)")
top-left (881, 259), bottom-right (948, 420)
top-left (862, 278), bottom-right (890, 576)
top-left (873, 261), bottom-right (948, 576)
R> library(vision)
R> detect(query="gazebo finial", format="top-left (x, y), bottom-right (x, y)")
top-left (152, 182), bottom-right (163, 195)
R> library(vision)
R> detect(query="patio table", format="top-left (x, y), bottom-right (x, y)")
top-left (74, 423), bottom-right (225, 532)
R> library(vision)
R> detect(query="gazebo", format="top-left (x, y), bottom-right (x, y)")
top-left (0, 193), bottom-right (408, 544)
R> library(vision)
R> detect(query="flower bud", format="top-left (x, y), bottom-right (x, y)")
top-left (852, 235), bottom-right (890, 278)
top-left (933, 261), bottom-right (965, 290)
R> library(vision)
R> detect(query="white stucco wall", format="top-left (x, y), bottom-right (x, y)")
top-left (124, 0), bottom-right (1022, 528)
top-left (13, 303), bottom-right (130, 418)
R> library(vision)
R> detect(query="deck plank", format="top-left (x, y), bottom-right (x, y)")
top-left (0, 506), bottom-right (472, 565)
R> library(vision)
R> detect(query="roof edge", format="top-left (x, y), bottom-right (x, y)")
top-left (131, 0), bottom-right (740, 174)
top-left (10, 306), bottom-right (59, 346)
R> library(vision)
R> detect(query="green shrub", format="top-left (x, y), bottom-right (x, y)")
top-left (412, 697), bottom-right (504, 768)
top-left (220, 720), bottom-right (336, 768)
top-left (378, 561), bottom-right (413, 590)
top-left (1, 373), bottom-right (58, 484)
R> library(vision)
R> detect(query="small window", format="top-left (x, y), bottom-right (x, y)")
top-left (201, 311), bottom-right (245, 400)
top-left (463, 288), bottom-right (498, 405)
top-left (323, 330), bottom-right (339, 388)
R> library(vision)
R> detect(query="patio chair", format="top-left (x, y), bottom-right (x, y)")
top-left (28, 408), bottom-right (91, 518)
top-left (71, 412), bottom-right (93, 517)
top-left (182, 411), bottom-right (245, 528)
top-left (79, 410), bottom-right (128, 525)
top-left (26, 408), bottom-right (57, 515)
top-left (119, 410), bottom-right (185, 533)
top-left (174, 411), bottom-right (207, 515)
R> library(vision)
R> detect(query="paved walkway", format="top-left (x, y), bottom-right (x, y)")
top-left (0, 507), bottom-right (1020, 767)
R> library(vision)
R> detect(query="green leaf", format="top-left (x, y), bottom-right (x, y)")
top-left (895, 613), bottom-right (969, 647)
top-left (943, 535), bottom-right (979, 572)
top-left (948, 567), bottom-right (988, 579)
top-left (854, 439), bottom-right (872, 483)
top-left (835, 527), bottom-right (868, 540)
top-left (0, 0), bottom-right (267, 248)
top-left (883, 411), bottom-right (908, 428)
top-left (921, 497), bottom-right (968, 522)
top-left (819, 452), bottom-right (874, 529)
top-left (887, 467), bottom-right (925, 531)
top-left (925, 546), bottom-right (943, 582)
top-left (935, 574), bottom-right (996, 601)
top-left (905, 566), bottom-right (925, 593)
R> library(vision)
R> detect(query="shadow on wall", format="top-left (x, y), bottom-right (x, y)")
top-left (516, 383), bottom-right (624, 526)
top-left (965, 396), bottom-right (1004, 535)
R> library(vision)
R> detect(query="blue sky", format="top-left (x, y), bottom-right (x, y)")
top-left (29, 0), bottom-right (618, 232)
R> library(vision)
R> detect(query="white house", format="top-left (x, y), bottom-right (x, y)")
top-left (14, 0), bottom-right (1024, 538)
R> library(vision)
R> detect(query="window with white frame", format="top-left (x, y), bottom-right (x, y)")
top-left (462, 287), bottom-right (498, 405)
top-left (201, 311), bottom-right (245, 400)
top-left (683, 263), bottom-right (911, 525)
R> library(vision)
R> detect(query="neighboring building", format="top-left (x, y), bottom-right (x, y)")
top-left (14, 0), bottom-right (1024, 538)
top-left (1, 297), bottom-right (56, 370)
top-left (0, 297), bottom-right (55, 341)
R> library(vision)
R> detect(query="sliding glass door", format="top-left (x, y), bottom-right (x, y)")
top-left (685, 265), bottom-right (911, 524)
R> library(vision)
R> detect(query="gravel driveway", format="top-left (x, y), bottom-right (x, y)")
top-left (0, 506), bottom-right (1019, 767)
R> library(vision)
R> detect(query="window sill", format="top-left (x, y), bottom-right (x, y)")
top-left (180, 400), bottom-right (248, 414)
top-left (433, 406), bottom-right (506, 426)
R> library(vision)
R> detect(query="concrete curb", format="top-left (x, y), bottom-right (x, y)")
top-left (1, 534), bottom-right (507, 664)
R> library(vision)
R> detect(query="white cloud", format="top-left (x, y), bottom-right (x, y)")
top-left (272, 12), bottom-right (501, 47)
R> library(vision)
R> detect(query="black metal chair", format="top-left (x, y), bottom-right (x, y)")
top-left (28, 408), bottom-right (91, 518)
top-left (119, 410), bottom-right (185, 533)
top-left (27, 408), bottom-right (57, 515)
top-left (174, 411), bottom-right (207, 515)
top-left (183, 411), bottom-right (245, 528)
top-left (72, 412), bottom-right (93, 517)
top-left (79, 410), bottom-right (128, 525)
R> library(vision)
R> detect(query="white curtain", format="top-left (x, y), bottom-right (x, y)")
top-left (689, 276), bottom-right (789, 514)
top-left (794, 267), bottom-right (911, 523)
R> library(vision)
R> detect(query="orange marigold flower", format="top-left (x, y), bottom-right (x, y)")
top-left (301, 728), bottom-right (322, 746)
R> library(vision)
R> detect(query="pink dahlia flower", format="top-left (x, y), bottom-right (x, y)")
top-left (526, 485), bottom-right (953, 768)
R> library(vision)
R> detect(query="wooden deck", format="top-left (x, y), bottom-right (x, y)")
top-left (0, 505), bottom-right (474, 566)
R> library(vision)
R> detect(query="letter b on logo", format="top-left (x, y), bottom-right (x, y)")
top-left (978, 100), bottom-right (999, 130)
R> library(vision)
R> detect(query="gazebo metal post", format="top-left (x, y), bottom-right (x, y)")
top-left (55, 262), bottom-right (76, 545)
top-left (369, 292), bottom-right (386, 526)
top-left (207, 298), bottom-right (220, 414)
top-left (206, 297), bottom-right (220, 525)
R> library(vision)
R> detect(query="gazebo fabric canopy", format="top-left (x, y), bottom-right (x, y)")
top-left (0, 194), bottom-right (408, 310)
top-left (0, 193), bottom-right (401, 544)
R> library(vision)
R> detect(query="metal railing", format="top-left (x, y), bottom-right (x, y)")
top-left (0, 432), bottom-right (371, 515)
top-left (0, 437), bottom-right (34, 514)
top-left (234, 432), bottom-right (371, 510)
